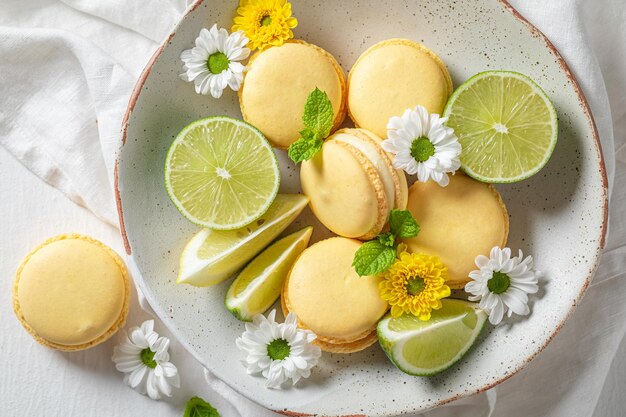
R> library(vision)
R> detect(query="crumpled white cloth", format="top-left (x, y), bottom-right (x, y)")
top-left (1, 0), bottom-right (625, 416)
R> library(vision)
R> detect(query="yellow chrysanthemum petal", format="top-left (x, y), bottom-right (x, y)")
top-left (231, 0), bottom-right (298, 51)
top-left (390, 304), bottom-right (404, 318)
top-left (379, 251), bottom-right (451, 321)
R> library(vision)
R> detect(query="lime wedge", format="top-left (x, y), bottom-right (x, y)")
top-left (377, 299), bottom-right (487, 376)
top-left (225, 226), bottom-right (313, 321)
top-left (164, 116), bottom-right (280, 229)
top-left (177, 194), bottom-right (309, 287)
top-left (444, 71), bottom-right (558, 183)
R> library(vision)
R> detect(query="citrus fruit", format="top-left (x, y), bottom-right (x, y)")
top-left (225, 226), bottom-right (313, 321)
top-left (177, 194), bottom-right (309, 287)
top-left (444, 71), bottom-right (558, 183)
top-left (377, 299), bottom-right (487, 376)
top-left (164, 116), bottom-right (280, 229)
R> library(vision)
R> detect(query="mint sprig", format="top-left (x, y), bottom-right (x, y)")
top-left (183, 396), bottom-right (220, 417)
top-left (288, 129), bottom-right (323, 163)
top-left (288, 87), bottom-right (334, 163)
top-left (352, 210), bottom-right (420, 276)
top-left (389, 209), bottom-right (420, 238)
top-left (353, 240), bottom-right (396, 277)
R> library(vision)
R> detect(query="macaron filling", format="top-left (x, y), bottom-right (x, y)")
top-left (333, 132), bottom-right (397, 210)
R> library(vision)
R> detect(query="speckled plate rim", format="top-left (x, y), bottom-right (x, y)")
top-left (114, 0), bottom-right (609, 415)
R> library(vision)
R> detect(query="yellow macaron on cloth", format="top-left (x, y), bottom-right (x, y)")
top-left (347, 38), bottom-right (453, 138)
top-left (12, 234), bottom-right (130, 351)
top-left (239, 39), bottom-right (347, 149)
top-left (282, 237), bottom-right (388, 353)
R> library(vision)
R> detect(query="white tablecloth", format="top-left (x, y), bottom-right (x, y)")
top-left (1, 1), bottom-right (625, 416)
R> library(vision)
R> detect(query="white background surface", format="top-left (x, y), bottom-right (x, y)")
top-left (1, 0), bottom-right (625, 416)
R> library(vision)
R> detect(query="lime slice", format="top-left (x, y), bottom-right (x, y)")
top-left (177, 194), bottom-right (309, 287)
top-left (377, 299), bottom-right (487, 376)
top-left (225, 226), bottom-right (313, 321)
top-left (444, 71), bottom-right (558, 183)
top-left (165, 116), bottom-right (280, 229)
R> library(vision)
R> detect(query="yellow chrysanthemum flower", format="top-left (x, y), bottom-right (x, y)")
top-left (379, 251), bottom-right (451, 320)
top-left (232, 0), bottom-right (298, 51)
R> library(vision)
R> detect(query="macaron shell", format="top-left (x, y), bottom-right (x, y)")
top-left (239, 40), bottom-right (347, 149)
top-left (332, 130), bottom-right (396, 213)
top-left (281, 291), bottom-right (379, 353)
top-left (301, 137), bottom-right (388, 240)
top-left (353, 128), bottom-right (408, 210)
top-left (13, 234), bottom-right (130, 351)
top-left (282, 237), bottom-right (388, 349)
top-left (401, 175), bottom-right (509, 289)
top-left (347, 39), bottom-right (453, 138)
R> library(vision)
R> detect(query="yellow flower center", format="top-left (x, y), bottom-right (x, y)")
top-left (406, 276), bottom-right (425, 295)
top-left (232, 0), bottom-right (297, 50)
top-left (260, 15), bottom-right (272, 26)
top-left (379, 251), bottom-right (451, 320)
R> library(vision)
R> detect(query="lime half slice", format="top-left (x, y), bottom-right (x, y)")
top-left (444, 71), bottom-right (558, 183)
top-left (165, 116), bottom-right (280, 229)
top-left (226, 226), bottom-right (313, 321)
top-left (177, 194), bottom-right (309, 287)
top-left (377, 299), bottom-right (487, 376)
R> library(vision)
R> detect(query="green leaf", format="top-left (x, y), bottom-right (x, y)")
top-left (389, 209), bottom-right (420, 239)
top-left (352, 240), bottom-right (397, 276)
top-left (302, 87), bottom-right (334, 138)
top-left (183, 396), bottom-right (220, 417)
top-left (288, 129), bottom-right (323, 163)
top-left (377, 232), bottom-right (396, 247)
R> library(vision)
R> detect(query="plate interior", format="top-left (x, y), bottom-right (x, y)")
top-left (117, 0), bottom-right (607, 414)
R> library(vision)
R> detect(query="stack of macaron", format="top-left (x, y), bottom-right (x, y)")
top-left (237, 37), bottom-right (508, 353)
top-left (301, 128), bottom-right (408, 240)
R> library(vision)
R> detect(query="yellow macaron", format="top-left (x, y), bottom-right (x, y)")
top-left (282, 237), bottom-right (388, 353)
top-left (347, 39), bottom-right (453, 138)
top-left (12, 234), bottom-right (130, 351)
top-left (300, 128), bottom-right (408, 240)
top-left (401, 174), bottom-right (509, 288)
top-left (239, 39), bottom-right (347, 149)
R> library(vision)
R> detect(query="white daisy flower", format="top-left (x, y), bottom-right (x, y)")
top-left (235, 310), bottom-right (321, 389)
top-left (465, 247), bottom-right (540, 325)
top-left (180, 24), bottom-right (250, 98)
top-left (382, 105), bottom-right (462, 186)
top-left (112, 320), bottom-right (180, 400)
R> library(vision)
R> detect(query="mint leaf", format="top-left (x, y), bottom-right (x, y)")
top-left (302, 87), bottom-right (334, 138)
top-left (352, 240), bottom-right (397, 276)
top-left (289, 88), bottom-right (335, 164)
top-left (183, 397), bottom-right (220, 417)
top-left (389, 209), bottom-right (420, 239)
top-left (377, 232), bottom-right (396, 247)
top-left (288, 129), bottom-right (323, 163)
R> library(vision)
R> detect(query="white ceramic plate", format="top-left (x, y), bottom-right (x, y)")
top-left (115, 0), bottom-right (608, 415)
